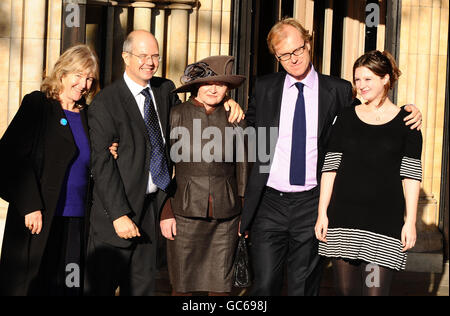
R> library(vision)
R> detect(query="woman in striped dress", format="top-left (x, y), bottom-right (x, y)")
top-left (314, 50), bottom-right (422, 296)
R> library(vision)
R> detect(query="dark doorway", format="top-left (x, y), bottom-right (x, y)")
top-left (232, 0), bottom-right (294, 110)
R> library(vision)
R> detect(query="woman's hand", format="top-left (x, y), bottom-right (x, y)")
top-left (403, 104), bottom-right (422, 130)
top-left (238, 220), bottom-right (249, 238)
top-left (401, 221), bottom-right (417, 252)
top-left (314, 215), bottom-right (329, 242)
top-left (160, 218), bottom-right (177, 241)
top-left (109, 142), bottom-right (119, 160)
top-left (223, 97), bottom-right (245, 123)
top-left (25, 210), bottom-right (43, 235)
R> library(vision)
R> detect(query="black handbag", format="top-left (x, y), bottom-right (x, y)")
top-left (233, 236), bottom-right (252, 288)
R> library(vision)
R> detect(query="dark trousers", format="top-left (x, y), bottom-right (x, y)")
top-left (249, 186), bottom-right (323, 296)
top-left (84, 194), bottom-right (158, 296)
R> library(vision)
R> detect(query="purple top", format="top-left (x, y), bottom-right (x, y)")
top-left (55, 110), bottom-right (90, 217)
top-left (266, 64), bottom-right (319, 192)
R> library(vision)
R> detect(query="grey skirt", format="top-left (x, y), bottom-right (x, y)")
top-left (167, 214), bottom-right (240, 293)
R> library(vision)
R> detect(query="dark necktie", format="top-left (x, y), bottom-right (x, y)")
top-left (141, 88), bottom-right (171, 191)
top-left (289, 82), bottom-right (307, 186)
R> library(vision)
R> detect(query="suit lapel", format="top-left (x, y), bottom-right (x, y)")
top-left (265, 72), bottom-right (286, 128)
top-left (318, 74), bottom-right (336, 138)
top-left (117, 78), bottom-right (150, 145)
top-left (150, 79), bottom-right (168, 139)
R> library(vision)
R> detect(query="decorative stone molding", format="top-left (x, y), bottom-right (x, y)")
top-left (114, 0), bottom-right (198, 9)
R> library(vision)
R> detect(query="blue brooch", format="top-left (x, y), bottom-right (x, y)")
top-left (60, 118), bottom-right (68, 126)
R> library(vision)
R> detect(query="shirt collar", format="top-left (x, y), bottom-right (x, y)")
top-left (123, 71), bottom-right (151, 98)
top-left (286, 63), bottom-right (317, 90)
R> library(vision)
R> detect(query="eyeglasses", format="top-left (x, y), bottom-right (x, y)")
top-left (127, 52), bottom-right (161, 63)
top-left (276, 43), bottom-right (306, 62)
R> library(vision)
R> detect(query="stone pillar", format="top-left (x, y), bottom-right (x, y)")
top-left (376, 0), bottom-right (386, 51)
top-left (46, 0), bottom-right (63, 76)
top-left (293, 0), bottom-right (315, 35)
top-left (219, 0), bottom-right (232, 56)
top-left (8, 0), bottom-right (24, 123)
top-left (167, 3), bottom-right (191, 99)
top-left (341, 0), bottom-right (365, 82)
top-left (132, 1), bottom-right (155, 31)
top-left (104, 3), bottom-right (117, 86)
top-left (196, 0), bottom-right (212, 60)
top-left (397, 0), bottom-right (449, 271)
top-left (0, 0), bottom-right (11, 249)
top-left (154, 7), bottom-right (166, 77)
top-left (321, 0), bottom-right (334, 75)
top-left (112, 4), bottom-right (130, 81)
top-left (1, 0), bottom-right (13, 135)
top-left (21, 0), bottom-right (46, 96)
top-left (187, 3), bottom-right (199, 65)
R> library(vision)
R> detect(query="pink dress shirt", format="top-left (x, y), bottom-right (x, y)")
top-left (266, 65), bottom-right (319, 192)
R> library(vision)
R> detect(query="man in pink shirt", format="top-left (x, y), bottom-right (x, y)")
top-left (239, 18), bottom-right (422, 296)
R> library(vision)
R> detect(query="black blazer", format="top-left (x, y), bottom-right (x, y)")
top-left (0, 91), bottom-right (91, 295)
top-left (239, 71), bottom-right (354, 233)
top-left (87, 76), bottom-right (180, 248)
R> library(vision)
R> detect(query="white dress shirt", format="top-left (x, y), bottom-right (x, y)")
top-left (123, 72), bottom-right (165, 194)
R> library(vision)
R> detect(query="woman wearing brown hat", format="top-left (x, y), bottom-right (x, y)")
top-left (160, 55), bottom-right (248, 295)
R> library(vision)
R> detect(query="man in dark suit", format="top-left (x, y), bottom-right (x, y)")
top-left (239, 18), bottom-right (422, 296)
top-left (84, 30), bottom-right (177, 296)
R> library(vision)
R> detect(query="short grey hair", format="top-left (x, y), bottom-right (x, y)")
top-left (123, 33), bottom-right (134, 52)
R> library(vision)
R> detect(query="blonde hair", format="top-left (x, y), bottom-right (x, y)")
top-left (352, 50), bottom-right (402, 107)
top-left (41, 44), bottom-right (100, 105)
top-left (267, 17), bottom-right (312, 55)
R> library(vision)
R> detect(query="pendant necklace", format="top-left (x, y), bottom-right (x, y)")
top-left (375, 105), bottom-right (383, 121)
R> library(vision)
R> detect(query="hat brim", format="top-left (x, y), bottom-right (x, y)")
top-left (172, 75), bottom-right (246, 94)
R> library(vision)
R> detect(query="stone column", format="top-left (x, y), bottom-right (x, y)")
top-left (8, 0), bottom-right (24, 123)
top-left (46, 0), bottom-right (63, 76)
top-left (104, 2), bottom-right (117, 86)
top-left (187, 3), bottom-right (199, 65)
top-left (154, 7), bottom-right (166, 77)
top-left (341, 0), bottom-right (365, 81)
top-left (196, 0), bottom-right (212, 60)
top-left (397, 0), bottom-right (449, 271)
top-left (21, 0), bottom-right (46, 96)
top-left (112, 4), bottom-right (130, 81)
top-left (132, 1), bottom-right (155, 31)
top-left (167, 3), bottom-right (191, 99)
top-left (1, 0), bottom-right (13, 135)
top-left (221, 0), bottom-right (232, 56)
top-left (321, 0), bottom-right (334, 75)
top-left (293, 0), bottom-right (315, 35)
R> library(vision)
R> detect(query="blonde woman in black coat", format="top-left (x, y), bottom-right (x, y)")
top-left (0, 45), bottom-right (100, 295)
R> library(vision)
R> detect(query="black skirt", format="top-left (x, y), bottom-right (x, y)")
top-left (36, 216), bottom-right (85, 296)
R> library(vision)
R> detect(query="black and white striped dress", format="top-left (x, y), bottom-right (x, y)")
top-left (318, 107), bottom-right (422, 271)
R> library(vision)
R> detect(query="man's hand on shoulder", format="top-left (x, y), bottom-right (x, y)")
top-left (223, 97), bottom-right (245, 123)
top-left (403, 104), bottom-right (423, 130)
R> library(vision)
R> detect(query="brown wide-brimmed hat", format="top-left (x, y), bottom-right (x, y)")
top-left (172, 55), bottom-right (246, 93)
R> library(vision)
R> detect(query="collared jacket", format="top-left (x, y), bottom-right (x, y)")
top-left (0, 91), bottom-right (92, 295)
top-left (169, 98), bottom-right (248, 219)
